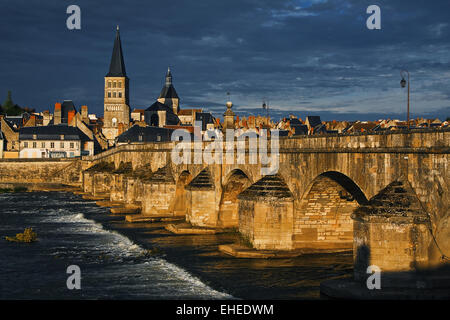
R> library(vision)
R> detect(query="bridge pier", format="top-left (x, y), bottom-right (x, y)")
top-left (185, 168), bottom-right (218, 227)
top-left (237, 175), bottom-right (295, 250)
top-left (140, 165), bottom-right (177, 216)
top-left (352, 180), bottom-right (432, 280)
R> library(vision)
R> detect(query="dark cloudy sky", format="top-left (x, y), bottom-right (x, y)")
top-left (1, 0), bottom-right (450, 121)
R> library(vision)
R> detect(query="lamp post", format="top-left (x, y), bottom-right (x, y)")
top-left (400, 70), bottom-right (410, 130)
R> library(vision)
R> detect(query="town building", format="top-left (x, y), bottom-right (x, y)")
top-left (0, 131), bottom-right (3, 159)
top-left (0, 115), bottom-right (20, 158)
top-left (116, 125), bottom-right (175, 145)
top-left (131, 109), bottom-right (145, 122)
top-left (18, 125), bottom-right (94, 159)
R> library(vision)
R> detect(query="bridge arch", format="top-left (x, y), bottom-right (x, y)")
top-left (293, 171), bottom-right (367, 250)
top-left (218, 169), bottom-right (252, 228)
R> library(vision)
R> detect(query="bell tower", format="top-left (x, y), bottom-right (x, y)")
top-left (102, 25), bottom-right (130, 145)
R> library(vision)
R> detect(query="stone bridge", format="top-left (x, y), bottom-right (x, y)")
top-left (82, 129), bottom-right (449, 274)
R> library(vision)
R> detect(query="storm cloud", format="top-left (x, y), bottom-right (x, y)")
top-left (1, 0), bottom-right (450, 121)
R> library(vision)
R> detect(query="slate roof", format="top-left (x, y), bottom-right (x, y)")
top-left (106, 28), bottom-right (127, 77)
top-left (19, 125), bottom-right (91, 142)
top-left (144, 101), bottom-right (180, 126)
top-left (116, 124), bottom-right (175, 143)
top-left (159, 85), bottom-right (179, 99)
top-left (195, 112), bottom-right (215, 131)
top-left (291, 124), bottom-right (308, 135)
top-left (158, 68), bottom-right (179, 99)
top-left (59, 100), bottom-right (77, 123)
top-left (306, 116), bottom-right (322, 128)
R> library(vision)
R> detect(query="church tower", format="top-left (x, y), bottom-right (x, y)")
top-left (157, 67), bottom-right (180, 115)
top-left (102, 26), bottom-right (130, 145)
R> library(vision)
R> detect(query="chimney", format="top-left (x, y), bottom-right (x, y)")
top-left (54, 103), bottom-right (62, 125)
top-left (68, 110), bottom-right (76, 125)
top-left (81, 105), bottom-right (88, 123)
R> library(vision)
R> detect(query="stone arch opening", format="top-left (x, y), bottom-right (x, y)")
top-left (172, 170), bottom-right (193, 216)
top-left (218, 169), bottom-right (252, 228)
top-left (293, 171), bottom-right (367, 250)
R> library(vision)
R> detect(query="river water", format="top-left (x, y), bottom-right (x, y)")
top-left (0, 192), bottom-right (231, 299)
top-left (0, 191), bottom-right (353, 299)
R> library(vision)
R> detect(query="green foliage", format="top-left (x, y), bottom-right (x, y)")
top-left (2, 90), bottom-right (14, 109)
top-left (446, 117), bottom-right (450, 122)
top-left (1, 90), bottom-right (30, 116)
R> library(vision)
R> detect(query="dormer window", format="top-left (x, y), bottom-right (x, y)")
top-left (32, 134), bottom-right (37, 140)
top-left (60, 135), bottom-right (65, 140)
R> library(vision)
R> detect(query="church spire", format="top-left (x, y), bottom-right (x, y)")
top-left (106, 26), bottom-right (126, 77)
top-left (165, 67), bottom-right (172, 86)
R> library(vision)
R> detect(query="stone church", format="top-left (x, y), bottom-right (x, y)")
top-left (102, 26), bottom-right (131, 146)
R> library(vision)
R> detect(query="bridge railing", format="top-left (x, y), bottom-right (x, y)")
top-left (83, 127), bottom-right (450, 162)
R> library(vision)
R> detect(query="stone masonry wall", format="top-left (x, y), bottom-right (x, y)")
top-left (293, 175), bottom-right (357, 248)
top-left (0, 159), bottom-right (84, 187)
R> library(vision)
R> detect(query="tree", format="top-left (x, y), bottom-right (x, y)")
top-left (2, 91), bottom-right (25, 116)
top-left (2, 90), bottom-right (14, 110)
top-left (446, 117), bottom-right (450, 122)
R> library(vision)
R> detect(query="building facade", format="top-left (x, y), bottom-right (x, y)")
top-left (19, 125), bottom-right (94, 159)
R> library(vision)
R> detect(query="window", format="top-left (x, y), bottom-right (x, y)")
top-left (24, 142), bottom-right (28, 148)
top-left (41, 142), bottom-right (45, 148)
top-left (108, 92), bottom-right (111, 98)
top-left (60, 142), bottom-right (64, 148)
top-left (113, 92), bottom-right (116, 98)
top-left (50, 142), bottom-right (55, 149)
top-left (108, 81), bottom-right (111, 88)
top-left (113, 82), bottom-right (116, 88)
top-left (118, 92), bottom-right (122, 98)
top-left (32, 142), bottom-right (37, 148)
top-left (118, 82), bottom-right (121, 88)
top-left (70, 142), bottom-right (74, 149)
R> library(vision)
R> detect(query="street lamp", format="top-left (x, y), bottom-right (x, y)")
top-left (400, 70), bottom-right (410, 130)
